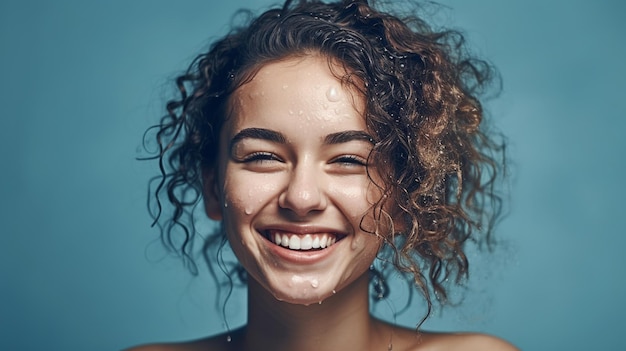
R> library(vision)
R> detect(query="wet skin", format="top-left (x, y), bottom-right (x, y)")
top-left (127, 55), bottom-right (519, 351)
top-left (204, 55), bottom-right (385, 305)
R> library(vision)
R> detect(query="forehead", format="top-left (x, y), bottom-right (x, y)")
top-left (226, 56), bottom-right (366, 132)
top-left (241, 55), bottom-right (351, 91)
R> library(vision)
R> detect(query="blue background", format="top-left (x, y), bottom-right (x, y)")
top-left (2, 1), bottom-right (625, 350)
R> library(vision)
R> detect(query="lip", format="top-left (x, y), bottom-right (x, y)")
top-left (256, 224), bottom-right (347, 264)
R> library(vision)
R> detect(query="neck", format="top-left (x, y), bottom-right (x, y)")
top-left (238, 274), bottom-right (389, 351)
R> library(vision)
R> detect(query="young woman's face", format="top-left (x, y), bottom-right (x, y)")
top-left (205, 56), bottom-right (385, 305)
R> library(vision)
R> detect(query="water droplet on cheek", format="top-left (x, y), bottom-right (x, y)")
top-left (326, 86), bottom-right (340, 102)
top-left (244, 207), bottom-right (253, 215)
top-left (332, 289), bottom-right (336, 294)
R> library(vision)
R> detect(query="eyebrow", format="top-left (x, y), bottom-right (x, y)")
top-left (230, 128), bottom-right (287, 150)
top-left (229, 127), bottom-right (375, 150)
top-left (324, 130), bottom-right (375, 145)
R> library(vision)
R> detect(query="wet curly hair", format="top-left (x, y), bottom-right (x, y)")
top-left (145, 0), bottom-right (505, 320)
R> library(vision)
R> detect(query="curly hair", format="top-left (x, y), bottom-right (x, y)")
top-left (144, 0), bottom-right (504, 320)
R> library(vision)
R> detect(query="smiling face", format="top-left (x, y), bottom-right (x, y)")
top-left (204, 56), bottom-right (385, 305)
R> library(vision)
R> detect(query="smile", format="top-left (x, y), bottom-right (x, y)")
top-left (265, 230), bottom-right (343, 251)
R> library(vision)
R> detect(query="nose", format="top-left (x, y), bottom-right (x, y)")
top-left (278, 162), bottom-right (327, 217)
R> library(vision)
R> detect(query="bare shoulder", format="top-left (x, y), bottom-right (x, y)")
top-left (383, 323), bottom-right (518, 351)
top-left (412, 331), bottom-right (518, 351)
top-left (436, 333), bottom-right (519, 351)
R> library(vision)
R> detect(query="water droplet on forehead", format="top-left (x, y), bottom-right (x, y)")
top-left (326, 86), bottom-right (340, 102)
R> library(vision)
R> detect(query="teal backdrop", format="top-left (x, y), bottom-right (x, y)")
top-left (2, 1), bottom-right (625, 350)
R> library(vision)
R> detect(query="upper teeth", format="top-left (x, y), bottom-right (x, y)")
top-left (271, 232), bottom-right (337, 250)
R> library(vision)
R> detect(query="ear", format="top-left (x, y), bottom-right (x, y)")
top-left (202, 167), bottom-right (222, 221)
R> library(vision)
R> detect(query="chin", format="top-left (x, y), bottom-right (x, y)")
top-left (273, 293), bottom-right (325, 306)
top-left (261, 273), bottom-right (339, 306)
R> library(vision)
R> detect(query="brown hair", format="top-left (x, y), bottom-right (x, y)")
top-left (144, 0), bottom-right (505, 321)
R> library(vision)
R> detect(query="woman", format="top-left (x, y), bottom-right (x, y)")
top-left (129, 0), bottom-right (516, 350)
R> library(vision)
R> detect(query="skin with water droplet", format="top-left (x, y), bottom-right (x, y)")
top-left (214, 56), bottom-right (384, 306)
top-left (326, 86), bottom-right (340, 102)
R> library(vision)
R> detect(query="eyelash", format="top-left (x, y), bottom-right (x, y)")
top-left (332, 155), bottom-right (367, 167)
top-left (240, 152), bottom-right (367, 168)
top-left (242, 152), bottom-right (282, 163)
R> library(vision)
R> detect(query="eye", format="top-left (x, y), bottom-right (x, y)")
top-left (331, 155), bottom-right (367, 167)
top-left (241, 151), bottom-right (282, 164)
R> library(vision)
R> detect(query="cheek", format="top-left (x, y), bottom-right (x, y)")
top-left (223, 172), bottom-right (281, 217)
top-left (329, 178), bottom-right (369, 210)
top-left (329, 178), bottom-right (383, 225)
top-left (338, 182), bottom-right (394, 245)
